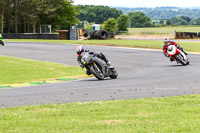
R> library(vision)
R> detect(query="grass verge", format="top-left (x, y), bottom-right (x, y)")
top-left (0, 56), bottom-right (86, 85)
top-left (1, 39), bottom-right (200, 132)
top-left (1, 95), bottom-right (200, 132)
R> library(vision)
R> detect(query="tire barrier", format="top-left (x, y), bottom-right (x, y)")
top-left (88, 30), bottom-right (95, 39)
top-left (83, 31), bottom-right (89, 38)
top-left (94, 30), bottom-right (108, 39)
top-left (2, 33), bottom-right (59, 39)
top-left (84, 30), bottom-right (109, 40)
top-left (175, 32), bottom-right (199, 39)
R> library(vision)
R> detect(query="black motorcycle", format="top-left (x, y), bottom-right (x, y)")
top-left (0, 34), bottom-right (4, 46)
top-left (81, 52), bottom-right (118, 80)
top-left (0, 40), bottom-right (4, 46)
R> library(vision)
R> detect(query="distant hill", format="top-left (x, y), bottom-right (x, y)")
top-left (115, 7), bottom-right (200, 20)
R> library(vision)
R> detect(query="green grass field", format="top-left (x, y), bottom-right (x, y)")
top-left (1, 39), bottom-right (200, 132)
top-left (1, 95), bottom-right (200, 132)
top-left (0, 56), bottom-right (86, 85)
top-left (128, 26), bottom-right (200, 34)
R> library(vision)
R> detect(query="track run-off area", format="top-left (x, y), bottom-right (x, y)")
top-left (0, 42), bottom-right (200, 108)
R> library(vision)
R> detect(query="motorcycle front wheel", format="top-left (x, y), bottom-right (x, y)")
top-left (175, 54), bottom-right (187, 66)
top-left (89, 64), bottom-right (104, 80)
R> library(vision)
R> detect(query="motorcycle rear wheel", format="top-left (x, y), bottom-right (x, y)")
top-left (110, 70), bottom-right (118, 79)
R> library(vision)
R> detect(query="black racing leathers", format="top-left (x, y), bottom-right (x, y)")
top-left (77, 50), bottom-right (109, 65)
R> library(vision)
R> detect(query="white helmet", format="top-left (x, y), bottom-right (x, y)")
top-left (76, 45), bottom-right (85, 55)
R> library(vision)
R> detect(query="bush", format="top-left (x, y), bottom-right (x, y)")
top-left (102, 18), bottom-right (118, 32)
top-left (117, 14), bottom-right (129, 31)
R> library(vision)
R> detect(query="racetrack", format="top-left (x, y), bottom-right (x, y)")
top-left (0, 42), bottom-right (200, 108)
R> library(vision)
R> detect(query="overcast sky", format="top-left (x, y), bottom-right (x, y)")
top-left (73, 0), bottom-right (200, 8)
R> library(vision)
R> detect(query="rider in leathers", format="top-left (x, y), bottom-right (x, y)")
top-left (0, 34), bottom-right (4, 46)
top-left (163, 38), bottom-right (187, 62)
top-left (76, 45), bottom-right (111, 75)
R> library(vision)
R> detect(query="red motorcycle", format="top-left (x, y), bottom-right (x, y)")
top-left (167, 45), bottom-right (189, 66)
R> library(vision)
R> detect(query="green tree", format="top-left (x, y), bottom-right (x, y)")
top-left (128, 12), bottom-right (152, 28)
top-left (42, 0), bottom-right (79, 31)
top-left (0, 0), bottom-right (5, 33)
top-left (180, 16), bottom-right (191, 23)
top-left (28, 0), bottom-right (61, 33)
top-left (0, 0), bottom-right (79, 33)
top-left (195, 18), bottom-right (200, 25)
top-left (166, 19), bottom-right (172, 25)
top-left (0, 0), bottom-right (9, 33)
top-left (117, 7), bottom-right (200, 20)
top-left (189, 19), bottom-right (196, 25)
top-left (102, 18), bottom-right (117, 32)
top-left (82, 21), bottom-right (95, 31)
top-left (170, 17), bottom-right (187, 25)
top-left (117, 14), bottom-right (129, 31)
top-left (160, 20), bottom-right (164, 24)
top-left (76, 5), bottom-right (123, 24)
top-left (188, 18), bottom-right (200, 25)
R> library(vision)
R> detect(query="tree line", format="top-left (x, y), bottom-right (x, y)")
top-left (166, 16), bottom-right (200, 26)
top-left (3, 2), bottom-right (199, 34)
top-left (76, 5), bottom-right (123, 24)
top-left (117, 7), bottom-right (200, 20)
top-left (0, 0), bottom-right (78, 33)
top-left (0, 2), bottom-right (128, 34)
top-left (76, 6), bottom-right (152, 31)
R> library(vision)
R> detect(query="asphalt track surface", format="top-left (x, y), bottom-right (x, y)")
top-left (0, 42), bottom-right (200, 108)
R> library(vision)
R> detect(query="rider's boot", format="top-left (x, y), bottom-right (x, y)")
top-left (170, 57), bottom-right (175, 62)
top-left (107, 61), bottom-right (111, 66)
top-left (186, 59), bottom-right (190, 65)
top-left (179, 47), bottom-right (187, 55)
top-left (106, 61), bottom-right (114, 69)
top-left (183, 51), bottom-right (187, 55)
top-left (107, 61), bottom-right (113, 67)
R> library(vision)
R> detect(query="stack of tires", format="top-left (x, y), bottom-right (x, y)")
top-left (83, 30), bottom-right (109, 40)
